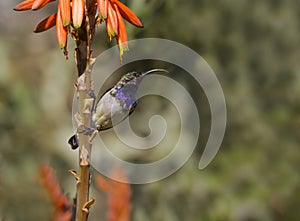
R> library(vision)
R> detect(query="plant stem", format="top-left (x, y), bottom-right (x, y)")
top-left (74, 1), bottom-right (97, 221)
top-left (75, 60), bottom-right (94, 221)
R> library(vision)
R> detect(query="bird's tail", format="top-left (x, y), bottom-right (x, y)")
top-left (68, 134), bottom-right (79, 149)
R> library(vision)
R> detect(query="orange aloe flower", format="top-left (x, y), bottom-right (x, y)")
top-left (14, 0), bottom-right (143, 59)
top-left (96, 167), bottom-right (132, 221)
top-left (14, 0), bottom-right (70, 51)
top-left (99, 0), bottom-right (143, 60)
top-left (40, 165), bottom-right (72, 221)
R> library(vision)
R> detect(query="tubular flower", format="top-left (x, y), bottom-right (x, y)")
top-left (99, 0), bottom-right (143, 60)
top-left (14, 0), bottom-right (143, 59)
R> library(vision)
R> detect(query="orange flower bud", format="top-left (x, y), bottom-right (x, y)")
top-left (14, 0), bottom-right (35, 11)
top-left (32, 0), bottom-right (54, 10)
top-left (58, 0), bottom-right (71, 26)
top-left (56, 6), bottom-right (68, 49)
top-left (106, 1), bottom-right (118, 41)
top-left (34, 13), bottom-right (57, 33)
top-left (112, 0), bottom-right (143, 28)
top-left (114, 4), bottom-right (128, 61)
top-left (97, 0), bottom-right (108, 19)
top-left (72, 0), bottom-right (85, 29)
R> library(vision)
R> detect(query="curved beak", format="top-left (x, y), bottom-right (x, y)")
top-left (143, 69), bottom-right (169, 76)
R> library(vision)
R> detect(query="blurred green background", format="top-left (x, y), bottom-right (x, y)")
top-left (1, 0), bottom-right (300, 220)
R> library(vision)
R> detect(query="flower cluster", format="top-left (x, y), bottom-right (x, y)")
top-left (96, 167), bottom-right (132, 221)
top-left (39, 165), bottom-right (72, 221)
top-left (14, 0), bottom-right (143, 58)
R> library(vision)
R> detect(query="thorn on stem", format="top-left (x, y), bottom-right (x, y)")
top-left (88, 130), bottom-right (99, 143)
top-left (83, 98), bottom-right (94, 115)
top-left (82, 197), bottom-right (95, 214)
top-left (69, 170), bottom-right (80, 182)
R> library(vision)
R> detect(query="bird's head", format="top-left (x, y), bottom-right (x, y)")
top-left (114, 68), bottom-right (168, 90)
top-left (111, 69), bottom-right (168, 108)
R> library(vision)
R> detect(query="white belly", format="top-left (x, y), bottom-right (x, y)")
top-left (93, 93), bottom-right (130, 130)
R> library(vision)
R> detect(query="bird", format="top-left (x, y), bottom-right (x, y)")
top-left (68, 68), bottom-right (168, 149)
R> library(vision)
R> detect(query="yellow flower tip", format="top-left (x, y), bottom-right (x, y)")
top-left (59, 40), bottom-right (67, 49)
top-left (107, 30), bottom-right (116, 41)
top-left (97, 0), bottom-right (108, 19)
top-left (63, 20), bottom-right (70, 27)
top-left (107, 1), bottom-right (118, 35)
top-left (114, 4), bottom-right (128, 62)
top-left (73, 24), bottom-right (81, 29)
top-left (119, 43), bottom-right (129, 62)
top-left (106, 17), bottom-right (117, 41)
